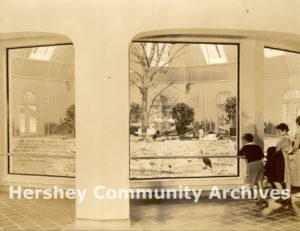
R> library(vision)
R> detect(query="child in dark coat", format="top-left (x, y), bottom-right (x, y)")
top-left (238, 133), bottom-right (268, 206)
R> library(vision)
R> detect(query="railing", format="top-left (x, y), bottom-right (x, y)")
top-left (131, 155), bottom-right (245, 160)
top-left (130, 154), bottom-right (245, 180)
top-left (1, 153), bottom-right (247, 181)
top-left (0, 153), bottom-right (75, 159)
top-left (1, 153), bottom-right (253, 160)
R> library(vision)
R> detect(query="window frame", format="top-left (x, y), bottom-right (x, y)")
top-left (129, 41), bottom-right (241, 181)
top-left (264, 46), bottom-right (300, 138)
top-left (6, 43), bottom-right (75, 178)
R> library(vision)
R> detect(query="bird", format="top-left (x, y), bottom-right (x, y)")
top-left (166, 118), bottom-right (175, 124)
top-left (201, 133), bottom-right (218, 141)
top-left (200, 150), bottom-right (212, 169)
top-left (164, 119), bottom-right (176, 136)
top-left (202, 157), bottom-right (212, 169)
top-left (152, 130), bottom-right (160, 140)
top-left (134, 123), bottom-right (156, 137)
top-left (166, 124), bottom-right (176, 133)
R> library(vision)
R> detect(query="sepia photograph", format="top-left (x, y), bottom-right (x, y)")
top-left (0, 0), bottom-right (300, 230)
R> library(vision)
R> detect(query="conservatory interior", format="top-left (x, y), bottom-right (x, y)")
top-left (1, 34), bottom-right (300, 230)
top-left (0, 1), bottom-right (300, 228)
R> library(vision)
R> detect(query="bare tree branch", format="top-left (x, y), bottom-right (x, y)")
top-left (129, 78), bottom-right (142, 92)
top-left (153, 45), bottom-right (187, 77)
top-left (130, 49), bottom-right (147, 69)
top-left (130, 68), bottom-right (144, 86)
top-left (140, 43), bottom-right (150, 68)
top-left (129, 42), bottom-right (187, 139)
top-left (148, 43), bottom-right (156, 67)
top-left (147, 82), bottom-right (173, 119)
top-left (155, 43), bottom-right (167, 67)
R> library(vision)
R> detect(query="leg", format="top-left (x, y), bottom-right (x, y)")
top-left (274, 182), bottom-right (284, 203)
top-left (274, 182), bottom-right (292, 204)
top-left (270, 181), bottom-right (277, 189)
top-left (281, 182), bottom-right (292, 204)
top-left (274, 182), bottom-right (283, 193)
top-left (256, 178), bottom-right (269, 206)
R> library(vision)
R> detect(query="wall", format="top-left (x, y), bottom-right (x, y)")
top-left (1, 0), bottom-right (300, 224)
top-left (130, 81), bottom-right (236, 125)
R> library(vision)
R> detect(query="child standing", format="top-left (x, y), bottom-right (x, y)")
top-left (238, 133), bottom-right (268, 206)
top-left (274, 123), bottom-right (293, 204)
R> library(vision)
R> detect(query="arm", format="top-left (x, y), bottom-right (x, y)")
top-left (293, 136), bottom-right (300, 153)
top-left (259, 147), bottom-right (265, 159)
top-left (276, 136), bottom-right (293, 153)
top-left (237, 147), bottom-right (244, 156)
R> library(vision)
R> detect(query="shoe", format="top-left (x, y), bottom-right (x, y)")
top-left (282, 198), bottom-right (292, 205)
top-left (262, 200), bottom-right (269, 207)
top-left (256, 199), bottom-right (269, 207)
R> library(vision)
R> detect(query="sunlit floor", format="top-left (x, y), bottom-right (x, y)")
top-left (1, 191), bottom-right (300, 230)
top-left (0, 192), bottom-right (74, 230)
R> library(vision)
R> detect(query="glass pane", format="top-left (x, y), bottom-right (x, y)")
top-left (8, 44), bottom-right (75, 177)
top-left (29, 117), bottom-right (37, 133)
top-left (29, 105), bottom-right (37, 112)
top-left (130, 157), bottom-right (238, 179)
top-left (129, 42), bottom-right (239, 179)
top-left (19, 113), bottom-right (25, 134)
top-left (264, 48), bottom-right (300, 151)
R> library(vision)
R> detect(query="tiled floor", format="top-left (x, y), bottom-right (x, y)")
top-left (130, 196), bottom-right (300, 230)
top-left (0, 193), bottom-right (74, 230)
top-left (1, 190), bottom-right (300, 230)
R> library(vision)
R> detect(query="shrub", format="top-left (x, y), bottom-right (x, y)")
top-left (171, 103), bottom-right (194, 135)
top-left (224, 96), bottom-right (237, 128)
top-left (64, 104), bottom-right (75, 134)
top-left (130, 103), bottom-right (142, 123)
top-left (44, 104), bottom-right (75, 136)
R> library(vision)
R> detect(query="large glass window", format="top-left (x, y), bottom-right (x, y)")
top-left (129, 42), bottom-right (239, 179)
top-left (264, 47), bottom-right (300, 151)
top-left (8, 44), bottom-right (75, 177)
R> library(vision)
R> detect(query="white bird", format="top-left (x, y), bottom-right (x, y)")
top-left (166, 118), bottom-right (175, 124)
top-left (218, 125), bottom-right (230, 133)
top-left (201, 133), bottom-right (218, 141)
top-left (168, 125), bottom-right (176, 132)
top-left (135, 123), bottom-right (156, 136)
top-left (154, 118), bottom-right (163, 123)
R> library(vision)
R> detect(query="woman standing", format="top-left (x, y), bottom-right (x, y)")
top-left (292, 116), bottom-right (300, 189)
top-left (275, 123), bottom-right (293, 204)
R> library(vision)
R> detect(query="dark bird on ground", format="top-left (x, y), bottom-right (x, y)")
top-left (202, 157), bottom-right (212, 169)
top-left (153, 130), bottom-right (160, 140)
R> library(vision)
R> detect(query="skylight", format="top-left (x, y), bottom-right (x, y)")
top-left (200, 44), bottom-right (227, 64)
top-left (29, 46), bottom-right (56, 61)
top-left (264, 48), bottom-right (285, 58)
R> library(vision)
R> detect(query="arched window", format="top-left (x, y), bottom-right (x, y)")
top-left (283, 89), bottom-right (300, 100)
top-left (282, 88), bottom-right (300, 136)
top-left (16, 91), bottom-right (38, 135)
top-left (23, 91), bottom-right (37, 101)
